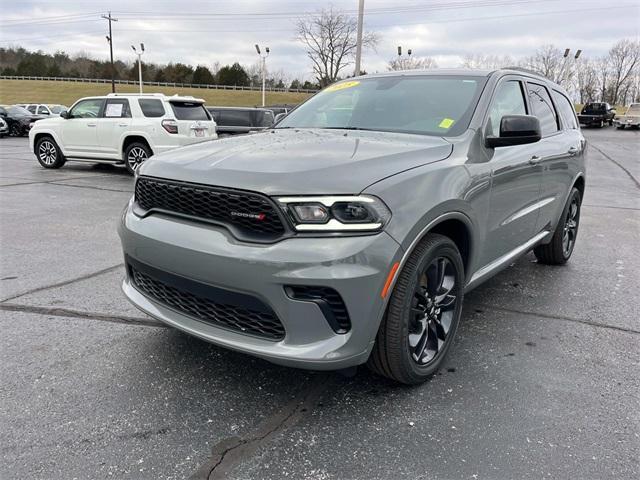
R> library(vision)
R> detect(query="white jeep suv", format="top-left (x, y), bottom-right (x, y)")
top-left (29, 93), bottom-right (217, 173)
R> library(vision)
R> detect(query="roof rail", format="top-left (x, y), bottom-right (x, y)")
top-left (501, 66), bottom-right (546, 77)
top-left (106, 92), bottom-right (165, 97)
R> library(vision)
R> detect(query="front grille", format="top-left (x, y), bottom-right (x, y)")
top-left (285, 286), bottom-right (351, 334)
top-left (135, 176), bottom-right (287, 241)
top-left (128, 258), bottom-right (285, 340)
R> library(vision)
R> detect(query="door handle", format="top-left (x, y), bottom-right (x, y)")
top-left (568, 147), bottom-right (579, 156)
top-left (118, 123), bottom-right (128, 127)
top-left (529, 155), bottom-right (541, 165)
top-left (87, 123), bottom-right (97, 127)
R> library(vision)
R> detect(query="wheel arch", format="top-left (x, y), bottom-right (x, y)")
top-left (32, 131), bottom-right (64, 155)
top-left (572, 174), bottom-right (585, 201)
top-left (121, 135), bottom-right (154, 159)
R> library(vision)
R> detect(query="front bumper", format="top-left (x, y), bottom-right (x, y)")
top-left (118, 202), bottom-right (403, 370)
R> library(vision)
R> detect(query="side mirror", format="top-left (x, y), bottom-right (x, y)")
top-left (485, 115), bottom-right (541, 148)
top-left (60, 110), bottom-right (69, 119)
top-left (274, 112), bottom-right (287, 124)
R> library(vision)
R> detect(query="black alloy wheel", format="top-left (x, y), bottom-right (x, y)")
top-left (9, 123), bottom-right (22, 137)
top-left (409, 257), bottom-right (458, 365)
top-left (534, 187), bottom-right (582, 265)
top-left (368, 234), bottom-right (464, 384)
top-left (562, 194), bottom-right (580, 258)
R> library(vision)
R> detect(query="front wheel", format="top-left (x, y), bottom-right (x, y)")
top-left (599, 119), bottom-right (604, 128)
top-left (124, 142), bottom-right (152, 175)
top-left (35, 136), bottom-right (66, 169)
top-left (368, 234), bottom-right (464, 384)
top-left (9, 123), bottom-right (22, 137)
top-left (534, 187), bottom-right (581, 265)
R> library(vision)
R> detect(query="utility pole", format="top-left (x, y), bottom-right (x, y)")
top-left (101, 12), bottom-right (118, 93)
top-left (255, 45), bottom-right (270, 107)
top-left (354, 0), bottom-right (365, 76)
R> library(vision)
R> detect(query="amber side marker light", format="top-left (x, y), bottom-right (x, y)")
top-left (381, 262), bottom-right (400, 298)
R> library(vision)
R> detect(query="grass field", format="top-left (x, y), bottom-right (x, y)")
top-left (0, 79), bottom-right (312, 107)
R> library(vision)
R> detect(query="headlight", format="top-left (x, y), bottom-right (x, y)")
top-left (275, 195), bottom-right (391, 232)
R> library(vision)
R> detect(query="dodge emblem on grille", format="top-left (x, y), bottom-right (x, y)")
top-left (230, 211), bottom-right (266, 221)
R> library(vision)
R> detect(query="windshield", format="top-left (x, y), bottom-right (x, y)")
top-left (276, 75), bottom-right (486, 136)
top-left (8, 106), bottom-right (31, 116)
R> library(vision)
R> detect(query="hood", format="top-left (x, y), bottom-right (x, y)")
top-left (140, 128), bottom-right (453, 195)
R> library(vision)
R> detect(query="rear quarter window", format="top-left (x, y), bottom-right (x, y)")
top-left (138, 99), bottom-right (165, 118)
top-left (552, 91), bottom-right (578, 130)
top-left (170, 102), bottom-right (210, 121)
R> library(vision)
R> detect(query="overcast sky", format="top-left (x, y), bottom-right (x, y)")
top-left (0, 0), bottom-right (638, 81)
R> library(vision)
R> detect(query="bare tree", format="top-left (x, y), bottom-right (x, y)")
top-left (388, 56), bottom-right (438, 71)
top-left (460, 53), bottom-right (514, 69)
top-left (575, 58), bottom-right (599, 104)
top-left (607, 39), bottom-right (640, 105)
top-left (296, 7), bottom-right (379, 87)
top-left (521, 45), bottom-right (565, 84)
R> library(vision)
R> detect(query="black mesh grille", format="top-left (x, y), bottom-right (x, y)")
top-left (135, 177), bottom-right (286, 241)
top-left (129, 259), bottom-right (285, 340)
top-left (285, 286), bottom-right (351, 334)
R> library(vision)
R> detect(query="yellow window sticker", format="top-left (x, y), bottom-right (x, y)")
top-left (325, 81), bottom-right (360, 92)
top-left (438, 118), bottom-right (455, 129)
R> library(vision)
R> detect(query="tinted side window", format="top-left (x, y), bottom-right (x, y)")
top-left (527, 83), bottom-right (559, 136)
top-left (27, 105), bottom-right (37, 113)
top-left (138, 99), bottom-right (165, 117)
top-left (37, 106), bottom-right (49, 115)
top-left (69, 99), bottom-right (104, 119)
top-left (104, 99), bottom-right (131, 118)
top-left (170, 102), bottom-right (210, 121)
top-left (487, 80), bottom-right (527, 137)
top-left (552, 91), bottom-right (578, 130)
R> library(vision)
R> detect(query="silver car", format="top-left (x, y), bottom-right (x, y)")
top-left (119, 69), bottom-right (586, 384)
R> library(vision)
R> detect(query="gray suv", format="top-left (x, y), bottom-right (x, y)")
top-left (119, 69), bottom-right (586, 384)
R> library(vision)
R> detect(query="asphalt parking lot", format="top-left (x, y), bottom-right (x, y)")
top-left (1, 128), bottom-right (638, 479)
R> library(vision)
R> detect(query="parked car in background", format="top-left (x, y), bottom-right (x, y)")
top-left (613, 103), bottom-right (640, 129)
top-left (49, 104), bottom-right (68, 115)
top-left (0, 105), bottom-right (46, 136)
top-left (19, 104), bottom-right (55, 116)
top-left (577, 102), bottom-right (616, 127)
top-left (120, 69), bottom-right (586, 384)
top-left (206, 106), bottom-right (274, 136)
top-left (29, 93), bottom-right (217, 174)
top-left (0, 117), bottom-right (8, 137)
top-left (265, 104), bottom-right (296, 117)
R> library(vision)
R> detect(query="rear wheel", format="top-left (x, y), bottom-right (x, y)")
top-left (124, 142), bottom-right (152, 175)
top-left (35, 136), bottom-right (66, 169)
top-left (367, 234), bottom-right (464, 384)
top-left (534, 187), bottom-right (581, 265)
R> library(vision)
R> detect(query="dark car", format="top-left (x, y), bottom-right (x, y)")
top-left (577, 102), bottom-right (616, 127)
top-left (206, 106), bottom-right (274, 136)
top-left (265, 104), bottom-right (296, 117)
top-left (0, 106), bottom-right (45, 136)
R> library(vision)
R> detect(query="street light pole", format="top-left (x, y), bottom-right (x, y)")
top-left (131, 43), bottom-right (145, 94)
top-left (354, 0), bottom-right (365, 76)
top-left (255, 44), bottom-right (270, 107)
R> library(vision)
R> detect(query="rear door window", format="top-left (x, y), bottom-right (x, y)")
top-left (138, 99), bottom-right (165, 117)
top-left (527, 83), bottom-right (559, 136)
top-left (552, 91), bottom-right (578, 130)
top-left (170, 102), bottom-right (210, 121)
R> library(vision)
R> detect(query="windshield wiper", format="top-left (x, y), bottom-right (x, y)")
top-left (322, 126), bottom-right (377, 132)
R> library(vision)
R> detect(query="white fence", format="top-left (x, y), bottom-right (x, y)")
top-left (0, 75), bottom-right (318, 94)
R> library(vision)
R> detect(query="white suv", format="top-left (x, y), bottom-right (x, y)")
top-left (29, 93), bottom-right (217, 173)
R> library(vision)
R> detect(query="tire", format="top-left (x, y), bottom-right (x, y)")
top-left (534, 187), bottom-right (581, 265)
top-left (609, 120), bottom-right (614, 126)
top-left (599, 119), bottom-right (604, 128)
top-left (35, 136), bottom-right (66, 169)
top-left (124, 142), bottom-right (152, 175)
top-left (9, 123), bottom-right (22, 137)
top-left (367, 234), bottom-right (465, 384)
top-left (617, 125), bottom-right (625, 130)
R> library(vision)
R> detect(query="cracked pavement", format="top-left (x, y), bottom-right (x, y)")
top-left (1, 128), bottom-right (638, 479)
